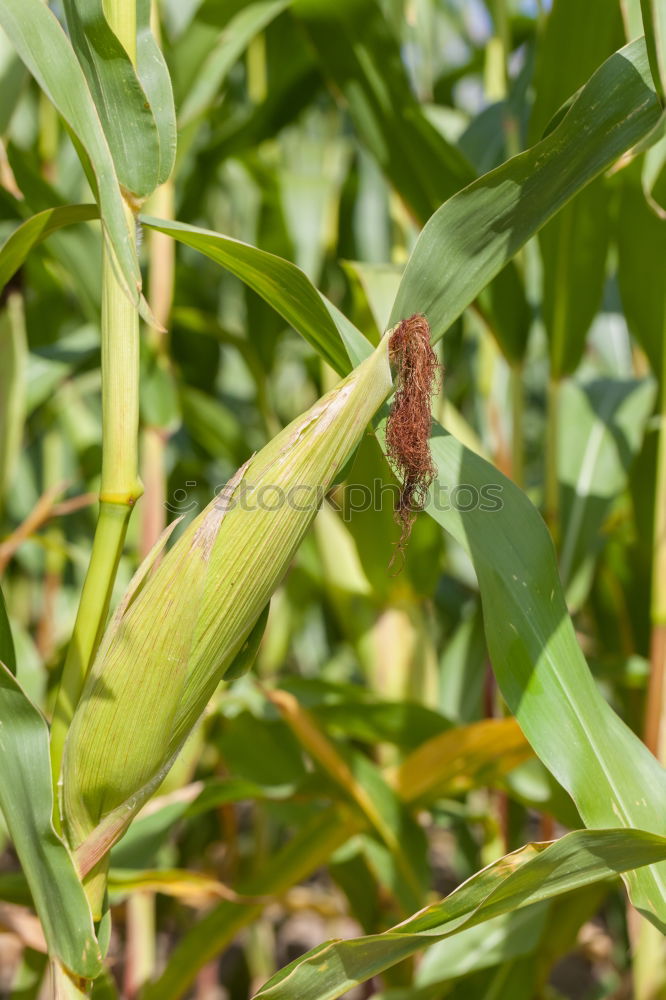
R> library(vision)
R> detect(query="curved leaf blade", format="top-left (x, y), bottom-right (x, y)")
top-left (390, 38), bottom-right (662, 343)
top-left (62, 0), bottom-right (161, 196)
top-left (0, 0), bottom-right (140, 300)
top-left (0, 662), bottom-right (101, 978)
top-left (418, 422), bottom-right (666, 929)
top-left (140, 216), bottom-right (350, 375)
top-left (293, 0), bottom-right (472, 222)
top-left (177, 0), bottom-right (290, 129)
top-left (252, 829), bottom-right (666, 1000)
top-left (640, 0), bottom-right (666, 99)
top-left (136, 0), bottom-right (177, 185)
top-left (0, 204), bottom-right (99, 293)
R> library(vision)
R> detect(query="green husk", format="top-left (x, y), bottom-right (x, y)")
top-left (61, 336), bottom-right (392, 870)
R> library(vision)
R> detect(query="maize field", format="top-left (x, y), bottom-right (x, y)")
top-left (0, 0), bottom-right (666, 997)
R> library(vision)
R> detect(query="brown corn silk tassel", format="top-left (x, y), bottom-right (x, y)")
top-left (386, 314), bottom-right (441, 562)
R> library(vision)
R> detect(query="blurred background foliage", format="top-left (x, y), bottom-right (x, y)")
top-left (1, 0), bottom-right (666, 997)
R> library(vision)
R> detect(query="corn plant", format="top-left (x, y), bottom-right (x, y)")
top-left (1, 0), bottom-right (666, 998)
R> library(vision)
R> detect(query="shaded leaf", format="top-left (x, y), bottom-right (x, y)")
top-left (0, 204), bottom-right (98, 293)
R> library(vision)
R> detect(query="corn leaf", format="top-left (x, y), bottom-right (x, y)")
top-left (292, 0), bottom-right (472, 222)
top-left (532, 0), bottom-right (623, 377)
top-left (388, 719), bottom-right (532, 806)
top-left (177, 0), bottom-right (290, 128)
top-left (292, 0), bottom-right (529, 363)
top-left (0, 0), bottom-right (140, 301)
top-left (558, 376), bottom-right (657, 609)
top-left (640, 0), bottom-right (666, 99)
top-left (390, 37), bottom-right (662, 343)
top-left (252, 830), bottom-right (666, 1000)
top-left (0, 204), bottom-right (98, 293)
top-left (416, 423), bottom-right (666, 930)
top-left (135, 0), bottom-right (177, 185)
top-left (0, 652), bottom-right (101, 976)
top-left (62, 0), bottom-right (161, 196)
top-left (140, 216), bottom-right (350, 375)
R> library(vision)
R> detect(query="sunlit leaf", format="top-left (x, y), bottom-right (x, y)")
top-left (0, 660), bottom-right (101, 978)
top-left (252, 830), bottom-right (666, 1000)
top-left (0, 0), bottom-right (141, 300)
top-left (391, 38), bottom-right (662, 344)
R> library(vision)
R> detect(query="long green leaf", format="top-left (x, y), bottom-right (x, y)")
top-left (0, 204), bottom-right (98, 292)
top-left (292, 0), bottom-right (472, 222)
top-left (0, 0), bottom-right (140, 300)
top-left (418, 422), bottom-right (666, 929)
top-left (540, 184), bottom-right (612, 378)
top-left (64, 0), bottom-right (176, 191)
top-left (0, 661), bottom-right (101, 978)
top-left (178, 0), bottom-right (290, 128)
top-left (532, 0), bottom-right (623, 377)
top-left (390, 37), bottom-right (662, 343)
top-left (62, 0), bottom-right (161, 196)
top-left (640, 0), bottom-right (666, 99)
top-left (252, 829), bottom-right (666, 1000)
top-left (136, 0), bottom-right (177, 185)
top-left (140, 215), bottom-right (350, 374)
top-left (292, 0), bottom-right (529, 362)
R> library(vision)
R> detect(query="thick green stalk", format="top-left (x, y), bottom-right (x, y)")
top-left (50, 5), bottom-right (141, 797)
